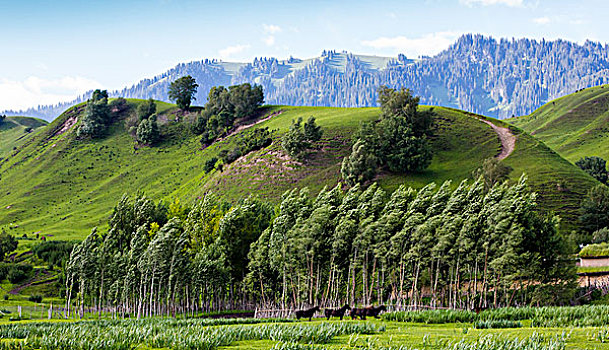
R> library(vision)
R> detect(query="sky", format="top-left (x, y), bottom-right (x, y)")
top-left (0, 0), bottom-right (606, 111)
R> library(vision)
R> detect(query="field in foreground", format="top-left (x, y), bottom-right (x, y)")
top-left (0, 316), bottom-right (608, 350)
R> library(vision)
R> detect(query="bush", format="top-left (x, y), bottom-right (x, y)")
top-left (204, 157), bottom-right (218, 173)
top-left (137, 99), bottom-right (157, 121)
top-left (28, 295), bottom-right (43, 303)
top-left (136, 117), bottom-right (160, 145)
top-left (7, 265), bottom-right (33, 284)
top-left (109, 97), bottom-right (129, 115)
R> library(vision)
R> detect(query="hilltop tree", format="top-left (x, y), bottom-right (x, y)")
top-left (77, 89), bottom-right (111, 138)
top-left (342, 86), bottom-right (433, 182)
top-left (168, 76), bottom-right (198, 110)
top-left (576, 156), bottom-right (608, 184)
top-left (137, 99), bottom-right (157, 121)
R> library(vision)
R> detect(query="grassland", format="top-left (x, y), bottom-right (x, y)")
top-left (0, 117), bottom-right (47, 159)
top-left (508, 84), bottom-right (609, 162)
top-left (0, 317), bottom-right (607, 349)
top-left (0, 100), bottom-right (596, 241)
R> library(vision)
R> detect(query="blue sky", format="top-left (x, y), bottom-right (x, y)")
top-left (0, 0), bottom-right (605, 111)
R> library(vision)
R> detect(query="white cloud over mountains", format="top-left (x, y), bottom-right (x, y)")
top-left (218, 44), bottom-right (251, 59)
top-left (0, 76), bottom-right (101, 111)
top-left (361, 32), bottom-right (459, 58)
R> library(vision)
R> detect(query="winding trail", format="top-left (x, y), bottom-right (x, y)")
top-left (478, 118), bottom-right (516, 160)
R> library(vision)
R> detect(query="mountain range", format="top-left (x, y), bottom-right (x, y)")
top-left (5, 34), bottom-right (609, 121)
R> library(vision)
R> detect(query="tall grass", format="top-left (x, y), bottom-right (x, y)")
top-left (0, 319), bottom-right (384, 350)
top-left (383, 305), bottom-right (609, 327)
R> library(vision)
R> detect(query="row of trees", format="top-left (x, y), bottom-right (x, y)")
top-left (65, 175), bottom-right (575, 318)
top-left (341, 86), bottom-right (434, 186)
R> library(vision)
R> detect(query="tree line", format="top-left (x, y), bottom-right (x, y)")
top-left (64, 175), bottom-right (575, 318)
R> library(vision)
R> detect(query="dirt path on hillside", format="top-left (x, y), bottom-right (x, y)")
top-left (478, 118), bottom-right (516, 160)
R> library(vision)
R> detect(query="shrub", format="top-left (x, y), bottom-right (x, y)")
top-left (7, 265), bottom-right (33, 284)
top-left (137, 99), bottom-right (157, 121)
top-left (204, 157), bottom-right (218, 173)
top-left (28, 295), bottom-right (43, 303)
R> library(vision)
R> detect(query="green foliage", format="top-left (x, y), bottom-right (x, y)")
top-left (342, 86), bottom-right (433, 184)
top-left (304, 116), bottom-right (323, 142)
top-left (0, 114), bottom-right (5, 124)
top-left (204, 157), bottom-right (218, 173)
top-left (281, 117), bottom-right (321, 160)
top-left (136, 116), bottom-right (160, 145)
top-left (593, 227), bottom-right (609, 244)
top-left (27, 295), bottom-right (43, 303)
top-left (579, 184), bottom-right (609, 234)
top-left (579, 242), bottom-right (609, 257)
top-left (0, 231), bottom-right (17, 260)
top-left (77, 89), bottom-right (112, 138)
top-left (282, 117), bottom-right (309, 160)
top-left (341, 139), bottom-right (378, 186)
top-left (474, 320), bottom-right (523, 329)
top-left (32, 240), bottom-right (76, 266)
top-left (0, 319), bottom-right (383, 349)
top-left (168, 75), bottom-right (199, 110)
top-left (576, 156), bottom-right (608, 184)
top-left (7, 264), bottom-right (33, 283)
top-left (136, 98), bottom-right (157, 121)
top-left (195, 83), bottom-right (265, 147)
top-left (474, 157), bottom-right (513, 190)
top-left (109, 97), bottom-right (129, 115)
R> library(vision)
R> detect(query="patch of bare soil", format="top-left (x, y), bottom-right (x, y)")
top-left (478, 119), bottom-right (517, 160)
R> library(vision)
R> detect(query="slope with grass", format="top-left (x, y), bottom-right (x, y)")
top-left (509, 84), bottom-right (609, 162)
top-left (0, 100), bottom-right (596, 241)
top-left (0, 117), bottom-right (47, 159)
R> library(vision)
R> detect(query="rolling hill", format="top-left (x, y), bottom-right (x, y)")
top-left (509, 85), bottom-right (609, 163)
top-left (0, 100), bottom-right (597, 242)
top-left (0, 117), bottom-right (47, 159)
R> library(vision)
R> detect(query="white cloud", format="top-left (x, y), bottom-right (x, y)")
top-left (263, 36), bottom-right (276, 46)
top-left (533, 16), bottom-right (551, 25)
top-left (218, 44), bottom-right (250, 59)
top-left (0, 76), bottom-right (101, 111)
top-left (262, 24), bottom-right (282, 47)
top-left (262, 24), bottom-right (282, 34)
top-left (361, 32), bottom-right (459, 58)
top-left (460, 0), bottom-right (524, 7)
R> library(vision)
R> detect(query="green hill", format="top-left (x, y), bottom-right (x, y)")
top-left (508, 85), bottom-right (609, 162)
top-left (0, 116), bottom-right (47, 159)
top-left (0, 100), bottom-right (596, 242)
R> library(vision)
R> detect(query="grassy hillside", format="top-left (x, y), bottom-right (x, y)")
top-left (0, 116), bottom-right (47, 158)
top-left (0, 100), bottom-right (595, 242)
top-left (509, 84), bottom-right (609, 162)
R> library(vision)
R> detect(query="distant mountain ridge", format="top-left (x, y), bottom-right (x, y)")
top-left (6, 34), bottom-right (609, 121)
